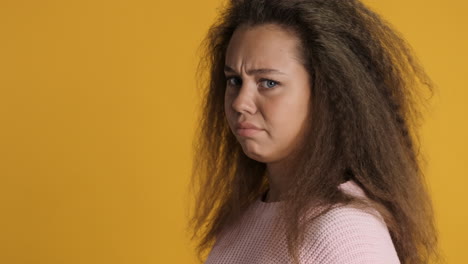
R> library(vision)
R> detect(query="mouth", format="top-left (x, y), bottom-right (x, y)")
top-left (236, 128), bottom-right (263, 137)
top-left (236, 121), bottom-right (261, 130)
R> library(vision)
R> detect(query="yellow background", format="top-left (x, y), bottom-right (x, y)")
top-left (0, 0), bottom-right (466, 263)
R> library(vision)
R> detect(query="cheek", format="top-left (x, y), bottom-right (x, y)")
top-left (264, 104), bottom-right (287, 127)
top-left (265, 95), bottom-right (309, 136)
top-left (266, 95), bottom-right (300, 122)
top-left (224, 93), bottom-right (235, 126)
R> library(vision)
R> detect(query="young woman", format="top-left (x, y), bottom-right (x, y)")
top-left (186, 0), bottom-right (443, 263)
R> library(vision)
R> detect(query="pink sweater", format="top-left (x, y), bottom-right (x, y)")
top-left (204, 180), bottom-right (401, 264)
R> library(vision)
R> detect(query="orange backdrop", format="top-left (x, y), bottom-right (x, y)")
top-left (0, 0), bottom-right (466, 263)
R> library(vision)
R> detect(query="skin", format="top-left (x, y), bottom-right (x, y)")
top-left (224, 23), bottom-right (312, 202)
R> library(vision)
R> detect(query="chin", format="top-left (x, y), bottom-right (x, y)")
top-left (244, 150), bottom-right (273, 163)
top-left (239, 141), bottom-right (276, 163)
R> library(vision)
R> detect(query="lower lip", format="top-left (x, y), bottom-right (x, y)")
top-left (236, 128), bottom-right (263, 137)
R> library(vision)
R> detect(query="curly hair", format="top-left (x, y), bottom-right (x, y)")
top-left (185, 0), bottom-right (444, 263)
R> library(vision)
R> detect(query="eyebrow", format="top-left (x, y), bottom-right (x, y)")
top-left (224, 65), bottom-right (286, 75)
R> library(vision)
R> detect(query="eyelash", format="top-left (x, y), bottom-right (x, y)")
top-left (225, 76), bottom-right (280, 89)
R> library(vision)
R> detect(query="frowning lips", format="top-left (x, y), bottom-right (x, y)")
top-left (236, 122), bottom-right (262, 130)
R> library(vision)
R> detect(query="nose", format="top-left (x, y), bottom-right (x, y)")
top-left (230, 81), bottom-right (257, 115)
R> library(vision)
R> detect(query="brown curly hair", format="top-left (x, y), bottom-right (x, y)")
top-left (185, 0), bottom-right (444, 263)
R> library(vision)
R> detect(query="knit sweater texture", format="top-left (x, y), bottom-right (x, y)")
top-left (204, 180), bottom-right (401, 264)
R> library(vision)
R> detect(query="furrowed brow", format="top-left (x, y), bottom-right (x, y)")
top-left (224, 65), bottom-right (286, 75)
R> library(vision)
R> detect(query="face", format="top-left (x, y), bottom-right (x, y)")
top-left (224, 23), bottom-right (311, 164)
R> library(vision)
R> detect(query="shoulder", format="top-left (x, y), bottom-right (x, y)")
top-left (301, 205), bottom-right (401, 264)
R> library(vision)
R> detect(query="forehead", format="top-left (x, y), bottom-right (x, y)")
top-left (225, 24), bottom-right (303, 68)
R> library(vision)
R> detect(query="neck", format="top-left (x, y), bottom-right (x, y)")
top-left (265, 162), bottom-right (291, 202)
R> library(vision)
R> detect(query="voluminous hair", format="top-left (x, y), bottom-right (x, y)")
top-left (186, 0), bottom-right (444, 263)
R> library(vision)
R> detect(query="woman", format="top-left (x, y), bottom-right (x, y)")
top-left (186, 0), bottom-right (443, 263)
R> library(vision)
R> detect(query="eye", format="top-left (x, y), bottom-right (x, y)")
top-left (226, 76), bottom-right (242, 87)
top-left (260, 79), bottom-right (279, 89)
